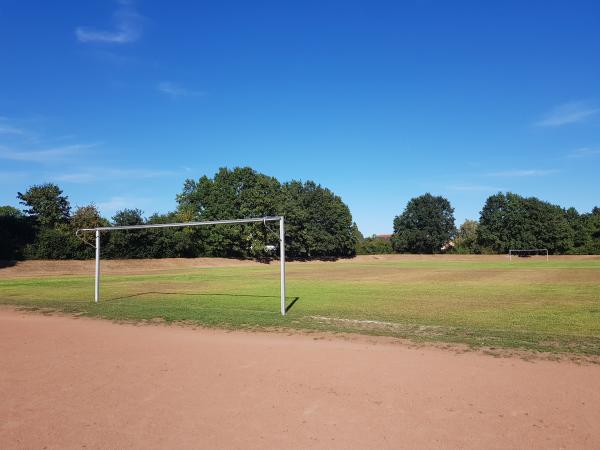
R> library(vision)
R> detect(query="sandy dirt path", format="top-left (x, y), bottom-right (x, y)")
top-left (1, 309), bottom-right (599, 449)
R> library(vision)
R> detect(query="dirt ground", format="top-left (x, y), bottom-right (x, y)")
top-left (1, 254), bottom-right (599, 278)
top-left (0, 257), bottom-right (260, 278)
top-left (1, 308), bottom-right (599, 449)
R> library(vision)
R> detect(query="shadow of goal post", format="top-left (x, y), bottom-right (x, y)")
top-left (76, 216), bottom-right (287, 316)
top-left (508, 248), bottom-right (549, 262)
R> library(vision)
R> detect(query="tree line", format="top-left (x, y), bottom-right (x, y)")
top-left (357, 192), bottom-right (600, 255)
top-left (1, 167), bottom-right (599, 260)
top-left (0, 167), bottom-right (357, 260)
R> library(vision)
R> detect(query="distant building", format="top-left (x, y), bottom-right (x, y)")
top-left (441, 241), bottom-right (455, 251)
top-left (375, 234), bottom-right (393, 240)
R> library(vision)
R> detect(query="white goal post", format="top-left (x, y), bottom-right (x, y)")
top-left (76, 216), bottom-right (287, 316)
top-left (508, 248), bottom-right (549, 262)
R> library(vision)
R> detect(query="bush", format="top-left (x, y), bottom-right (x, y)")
top-left (0, 208), bottom-right (35, 260)
top-left (24, 224), bottom-right (90, 259)
top-left (356, 236), bottom-right (393, 255)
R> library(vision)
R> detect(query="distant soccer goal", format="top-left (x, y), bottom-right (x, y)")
top-left (76, 216), bottom-right (287, 315)
top-left (508, 248), bottom-right (549, 262)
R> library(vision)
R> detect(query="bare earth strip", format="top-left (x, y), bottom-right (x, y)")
top-left (2, 254), bottom-right (599, 279)
top-left (0, 257), bottom-right (261, 278)
top-left (1, 309), bottom-right (599, 449)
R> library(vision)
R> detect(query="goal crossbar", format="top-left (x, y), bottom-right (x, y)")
top-left (508, 248), bottom-right (548, 262)
top-left (76, 216), bottom-right (287, 315)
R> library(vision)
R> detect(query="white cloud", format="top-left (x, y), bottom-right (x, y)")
top-left (446, 184), bottom-right (501, 192)
top-left (0, 117), bottom-right (29, 136)
top-left (566, 147), bottom-right (600, 158)
top-left (53, 173), bottom-right (98, 183)
top-left (0, 144), bottom-right (93, 163)
top-left (0, 170), bottom-right (29, 183)
top-left (75, 1), bottom-right (144, 44)
top-left (535, 101), bottom-right (599, 127)
top-left (97, 195), bottom-right (154, 215)
top-left (157, 82), bottom-right (205, 98)
top-left (486, 169), bottom-right (558, 177)
top-left (0, 124), bottom-right (25, 135)
top-left (53, 168), bottom-right (178, 183)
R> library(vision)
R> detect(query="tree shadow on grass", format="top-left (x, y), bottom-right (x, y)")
top-left (107, 291), bottom-right (301, 313)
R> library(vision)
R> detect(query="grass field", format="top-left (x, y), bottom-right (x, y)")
top-left (1, 255), bottom-right (599, 355)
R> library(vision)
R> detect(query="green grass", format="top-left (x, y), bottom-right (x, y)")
top-left (1, 257), bottom-right (600, 355)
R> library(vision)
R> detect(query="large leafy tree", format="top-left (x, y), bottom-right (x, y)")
top-left (177, 167), bottom-right (281, 257)
top-left (477, 192), bottom-right (573, 254)
top-left (280, 180), bottom-right (357, 258)
top-left (177, 167), bottom-right (357, 258)
top-left (17, 183), bottom-right (70, 227)
top-left (391, 193), bottom-right (455, 253)
top-left (579, 208), bottom-right (600, 254)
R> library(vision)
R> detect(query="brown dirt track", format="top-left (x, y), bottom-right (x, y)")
top-left (1, 308), bottom-right (599, 449)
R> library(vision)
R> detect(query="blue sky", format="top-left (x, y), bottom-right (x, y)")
top-left (1, 0), bottom-right (599, 235)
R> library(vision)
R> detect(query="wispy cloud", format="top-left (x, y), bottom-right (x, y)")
top-left (0, 144), bottom-right (93, 163)
top-left (157, 82), bottom-right (205, 98)
top-left (0, 170), bottom-right (30, 183)
top-left (566, 147), bottom-right (600, 159)
top-left (0, 117), bottom-right (36, 140)
top-left (52, 173), bottom-right (98, 183)
top-left (53, 168), bottom-right (178, 183)
top-left (446, 184), bottom-right (502, 192)
top-left (0, 120), bottom-right (25, 135)
top-left (485, 169), bottom-right (559, 177)
top-left (75, 1), bottom-right (144, 44)
top-left (97, 196), bottom-right (153, 215)
top-left (535, 101), bottom-right (600, 127)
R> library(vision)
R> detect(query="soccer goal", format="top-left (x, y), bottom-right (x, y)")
top-left (508, 248), bottom-right (548, 262)
top-left (76, 216), bottom-right (288, 315)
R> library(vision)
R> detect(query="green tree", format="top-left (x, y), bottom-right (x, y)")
top-left (477, 193), bottom-right (573, 254)
top-left (356, 236), bottom-right (393, 254)
top-left (280, 180), bottom-right (357, 258)
top-left (564, 207), bottom-right (589, 253)
top-left (68, 205), bottom-right (109, 259)
top-left (0, 206), bottom-right (35, 259)
top-left (0, 205), bottom-right (23, 217)
top-left (580, 208), bottom-right (600, 254)
top-left (17, 183), bottom-right (70, 227)
top-left (23, 224), bottom-right (82, 260)
top-left (71, 204), bottom-right (105, 231)
top-left (104, 209), bottom-right (151, 259)
top-left (146, 211), bottom-right (202, 258)
top-left (177, 168), bottom-right (357, 259)
top-left (177, 167), bottom-right (281, 257)
top-left (587, 214), bottom-right (600, 255)
top-left (454, 220), bottom-right (479, 254)
top-left (391, 194), bottom-right (455, 253)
